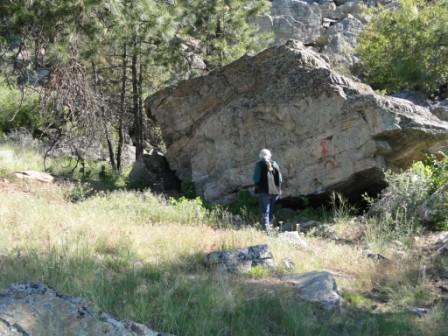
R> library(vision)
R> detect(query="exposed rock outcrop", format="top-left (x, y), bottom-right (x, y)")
top-left (0, 283), bottom-right (173, 336)
top-left (146, 41), bottom-right (448, 203)
top-left (253, 0), bottom-right (398, 69)
top-left (431, 99), bottom-right (448, 121)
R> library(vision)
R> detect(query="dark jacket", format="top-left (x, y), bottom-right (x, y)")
top-left (253, 159), bottom-right (282, 195)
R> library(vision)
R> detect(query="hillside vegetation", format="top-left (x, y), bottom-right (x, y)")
top-left (356, 0), bottom-right (448, 96)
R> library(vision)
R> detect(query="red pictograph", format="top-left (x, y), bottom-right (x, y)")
top-left (320, 138), bottom-right (337, 169)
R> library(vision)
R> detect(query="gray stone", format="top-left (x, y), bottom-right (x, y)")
top-left (249, 15), bottom-right (274, 34)
top-left (261, 0), bottom-right (378, 70)
top-left (405, 306), bottom-right (430, 317)
top-left (365, 251), bottom-right (387, 261)
top-left (430, 99), bottom-right (448, 121)
top-left (319, 1), bottom-right (337, 18)
top-left (434, 232), bottom-right (448, 256)
top-left (204, 244), bottom-right (275, 273)
top-left (146, 41), bottom-right (448, 203)
top-left (0, 282), bottom-right (173, 336)
top-left (272, 0), bottom-right (322, 44)
top-left (390, 91), bottom-right (430, 107)
top-left (283, 271), bottom-right (343, 308)
top-left (321, 14), bottom-right (364, 67)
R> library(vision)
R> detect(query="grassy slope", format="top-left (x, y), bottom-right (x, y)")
top-left (0, 143), bottom-right (447, 335)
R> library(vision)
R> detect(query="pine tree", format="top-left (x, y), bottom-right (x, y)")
top-left (177, 0), bottom-right (272, 70)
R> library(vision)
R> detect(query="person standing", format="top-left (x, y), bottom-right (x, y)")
top-left (253, 149), bottom-right (282, 232)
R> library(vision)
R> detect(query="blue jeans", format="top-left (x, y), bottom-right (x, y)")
top-left (259, 192), bottom-right (278, 229)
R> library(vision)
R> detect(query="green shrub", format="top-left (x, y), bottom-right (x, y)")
top-left (0, 80), bottom-right (40, 133)
top-left (366, 157), bottom-right (448, 244)
top-left (356, 0), bottom-right (448, 96)
top-left (366, 162), bottom-right (433, 244)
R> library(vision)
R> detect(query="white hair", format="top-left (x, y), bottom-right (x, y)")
top-left (259, 148), bottom-right (272, 160)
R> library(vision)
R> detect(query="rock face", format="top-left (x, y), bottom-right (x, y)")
top-left (0, 282), bottom-right (172, 336)
top-left (271, 0), bottom-right (322, 44)
top-left (283, 271), bottom-right (343, 309)
top-left (204, 244), bottom-right (275, 273)
top-left (146, 41), bottom-right (448, 203)
top-left (253, 0), bottom-right (397, 69)
top-left (431, 99), bottom-right (448, 121)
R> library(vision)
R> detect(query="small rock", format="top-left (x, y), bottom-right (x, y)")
top-left (204, 244), bottom-right (275, 273)
top-left (365, 251), bottom-right (388, 261)
top-left (283, 271), bottom-right (343, 309)
top-left (405, 306), bottom-right (430, 317)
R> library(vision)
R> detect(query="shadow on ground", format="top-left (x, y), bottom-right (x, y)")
top-left (0, 248), bottom-right (447, 336)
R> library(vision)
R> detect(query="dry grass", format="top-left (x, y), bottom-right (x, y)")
top-left (1, 143), bottom-right (448, 335)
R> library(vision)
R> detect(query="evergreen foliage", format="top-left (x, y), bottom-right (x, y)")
top-left (0, 0), bottom-right (270, 170)
top-left (177, 0), bottom-right (271, 69)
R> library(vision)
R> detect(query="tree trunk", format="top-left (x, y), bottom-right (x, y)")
top-left (138, 40), bottom-right (145, 157)
top-left (116, 42), bottom-right (127, 172)
top-left (92, 61), bottom-right (116, 171)
top-left (131, 33), bottom-right (143, 161)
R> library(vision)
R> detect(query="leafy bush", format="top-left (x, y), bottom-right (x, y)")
top-left (356, 0), bottom-right (448, 96)
top-left (0, 80), bottom-right (40, 133)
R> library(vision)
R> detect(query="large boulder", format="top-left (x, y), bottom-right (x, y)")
top-left (0, 282), bottom-right (172, 336)
top-left (146, 41), bottom-right (448, 203)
